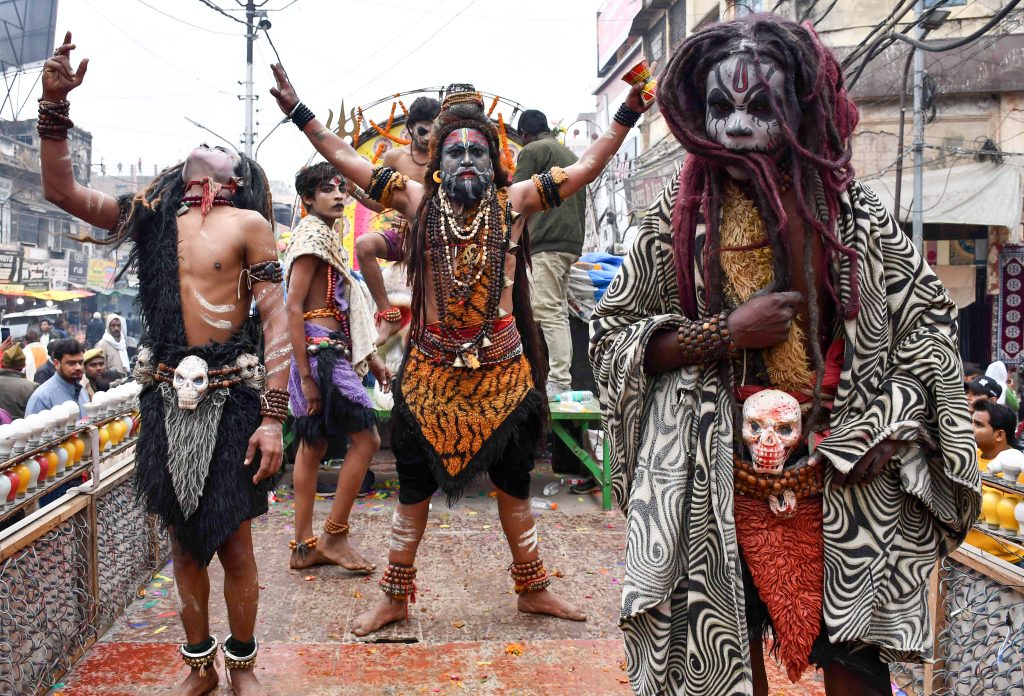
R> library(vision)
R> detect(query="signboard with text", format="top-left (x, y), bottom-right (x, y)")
top-left (87, 258), bottom-right (116, 290)
top-left (68, 252), bottom-right (87, 285)
top-left (0, 247), bottom-right (21, 284)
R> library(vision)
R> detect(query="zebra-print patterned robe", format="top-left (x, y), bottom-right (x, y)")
top-left (589, 177), bottom-right (981, 696)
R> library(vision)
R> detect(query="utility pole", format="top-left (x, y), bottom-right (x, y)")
top-left (243, 0), bottom-right (256, 158)
top-left (911, 0), bottom-right (925, 252)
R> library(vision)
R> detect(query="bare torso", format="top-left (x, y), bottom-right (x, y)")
top-left (175, 206), bottom-right (274, 345)
top-left (383, 146), bottom-right (429, 184)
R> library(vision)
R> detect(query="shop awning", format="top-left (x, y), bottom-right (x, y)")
top-left (861, 162), bottom-right (1022, 240)
top-left (0, 288), bottom-right (94, 300)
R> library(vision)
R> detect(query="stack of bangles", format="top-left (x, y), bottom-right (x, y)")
top-left (509, 559), bottom-right (551, 595)
top-left (375, 307), bottom-right (402, 324)
top-left (530, 166), bottom-right (569, 211)
top-left (676, 311), bottom-right (738, 361)
top-left (613, 103), bottom-right (643, 128)
top-left (37, 99), bottom-right (74, 141)
top-left (366, 166), bottom-right (409, 208)
top-left (288, 102), bottom-right (316, 130)
top-left (260, 388), bottom-right (289, 421)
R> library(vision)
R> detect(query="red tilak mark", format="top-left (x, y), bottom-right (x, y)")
top-left (732, 58), bottom-right (750, 94)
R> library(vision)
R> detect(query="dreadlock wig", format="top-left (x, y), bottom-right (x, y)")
top-left (402, 99), bottom-right (547, 391)
top-left (659, 13), bottom-right (860, 322)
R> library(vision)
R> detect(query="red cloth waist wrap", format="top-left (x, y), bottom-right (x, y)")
top-left (731, 338), bottom-right (842, 682)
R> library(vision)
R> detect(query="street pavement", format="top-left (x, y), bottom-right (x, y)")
top-left (56, 446), bottom-right (833, 695)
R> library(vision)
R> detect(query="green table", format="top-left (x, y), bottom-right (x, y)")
top-left (371, 397), bottom-right (612, 511)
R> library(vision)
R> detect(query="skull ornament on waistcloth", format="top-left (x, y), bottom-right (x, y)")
top-left (741, 389), bottom-right (802, 475)
top-left (172, 355), bottom-right (209, 410)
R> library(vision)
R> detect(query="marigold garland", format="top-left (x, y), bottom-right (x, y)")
top-left (497, 113), bottom-right (516, 175)
top-left (487, 95), bottom-right (500, 118)
top-left (398, 99), bottom-right (408, 118)
top-left (369, 101), bottom-right (412, 147)
top-left (372, 140), bottom-right (386, 164)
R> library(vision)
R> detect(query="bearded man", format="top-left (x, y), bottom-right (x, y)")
top-left (271, 66), bottom-right (651, 634)
top-left (40, 33), bottom-right (287, 696)
top-left (589, 15), bottom-right (980, 696)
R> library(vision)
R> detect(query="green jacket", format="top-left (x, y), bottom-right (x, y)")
top-left (512, 135), bottom-right (586, 256)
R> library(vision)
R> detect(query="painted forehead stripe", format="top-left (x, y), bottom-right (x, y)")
top-left (442, 128), bottom-right (489, 148)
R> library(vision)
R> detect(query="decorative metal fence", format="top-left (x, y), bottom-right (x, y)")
top-left (0, 456), bottom-right (170, 696)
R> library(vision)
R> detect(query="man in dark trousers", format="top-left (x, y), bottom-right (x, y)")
top-left (513, 109), bottom-right (586, 401)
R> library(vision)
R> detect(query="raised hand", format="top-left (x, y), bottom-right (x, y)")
top-left (42, 32), bottom-right (89, 101)
top-left (269, 63), bottom-right (299, 115)
top-left (727, 291), bottom-right (802, 350)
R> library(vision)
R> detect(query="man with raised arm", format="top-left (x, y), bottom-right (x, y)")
top-left (271, 66), bottom-right (650, 634)
top-left (354, 96), bottom-right (440, 346)
top-left (41, 34), bottom-right (287, 696)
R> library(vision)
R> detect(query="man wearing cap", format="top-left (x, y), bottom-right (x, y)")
top-left (86, 311), bottom-right (104, 346)
top-left (512, 108), bottom-right (586, 401)
top-left (0, 344), bottom-right (37, 418)
top-left (82, 347), bottom-right (110, 399)
top-left (967, 376), bottom-right (1002, 413)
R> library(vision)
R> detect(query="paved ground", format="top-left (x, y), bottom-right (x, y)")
top-left (54, 446), bottom-right (842, 695)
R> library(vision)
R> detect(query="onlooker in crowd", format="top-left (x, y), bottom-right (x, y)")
top-left (22, 329), bottom-right (39, 346)
top-left (53, 316), bottom-right (70, 339)
top-left (82, 347), bottom-right (112, 398)
top-left (967, 400), bottom-right (1024, 565)
top-left (963, 362), bottom-right (984, 384)
top-left (25, 339), bottom-right (88, 416)
top-left (512, 108), bottom-right (586, 400)
top-left (33, 341), bottom-right (58, 385)
top-left (95, 313), bottom-right (129, 377)
top-left (86, 311), bottom-right (104, 346)
top-left (0, 343), bottom-right (37, 418)
top-left (967, 376), bottom-right (1002, 414)
top-left (38, 318), bottom-right (61, 346)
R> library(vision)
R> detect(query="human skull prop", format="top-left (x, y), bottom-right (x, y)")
top-left (173, 356), bottom-right (209, 410)
top-left (235, 353), bottom-right (265, 390)
top-left (742, 390), bottom-right (802, 475)
top-left (133, 346), bottom-right (154, 385)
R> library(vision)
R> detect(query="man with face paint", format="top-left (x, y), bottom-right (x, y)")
top-left (590, 15), bottom-right (978, 696)
top-left (284, 161), bottom-right (389, 573)
top-left (40, 34), bottom-right (289, 696)
top-left (355, 96), bottom-right (441, 346)
top-left (271, 69), bottom-right (652, 635)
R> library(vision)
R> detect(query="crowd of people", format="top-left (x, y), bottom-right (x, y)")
top-left (1, 11), bottom-right (1014, 696)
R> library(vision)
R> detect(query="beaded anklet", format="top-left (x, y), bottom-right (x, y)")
top-left (222, 634), bottom-right (258, 670)
top-left (323, 518), bottom-right (350, 536)
top-left (509, 559), bottom-right (551, 595)
top-left (179, 635), bottom-right (218, 676)
top-left (379, 563), bottom-right (417, 605)
top-left (289, 536), bottom-right (318, 558)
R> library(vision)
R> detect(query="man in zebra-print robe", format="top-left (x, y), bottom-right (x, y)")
top-left (590, 15), bottom-right (980, 696)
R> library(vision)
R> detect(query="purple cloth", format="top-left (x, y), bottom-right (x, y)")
top-left (288, 322), bottom-right (372, 417)
top-left (379, 229), bottom-right (404, 262)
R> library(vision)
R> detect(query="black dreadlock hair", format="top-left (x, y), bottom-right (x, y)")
top-left (401, 98), bottom-right (547, 392)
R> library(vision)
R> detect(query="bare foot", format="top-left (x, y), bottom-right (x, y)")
top-left (174, 666), bottom-right (218, 696)
top-left (288, 535), bottom-right (375, 573)
top-left (375, 319), bottom-right (402, 347)
top-left (351, 596), bottom-right (408, 637)
top-left (517, 589), bottom-right (587, 621)
top-left (227, 669), bottom-right (268, 696)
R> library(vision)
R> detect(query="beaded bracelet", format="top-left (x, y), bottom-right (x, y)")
top-left (614, 103), bottom-right (642, 128)
top-left (260, 387), bottom-right (289, 421)
top-left (375, 307), bottom-right (402, 323)
top-left (288, 102), bottom-right (315, 130)
top-left (37, 98), bottom-right (74, 141)
top-left (675, 311), bottom-right (738, 362)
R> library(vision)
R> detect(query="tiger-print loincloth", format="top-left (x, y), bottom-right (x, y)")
top-left (394, 344), bottom-right (542, 501)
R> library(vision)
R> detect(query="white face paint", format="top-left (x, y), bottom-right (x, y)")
top-left (705, 54), bottom-right (785, 153)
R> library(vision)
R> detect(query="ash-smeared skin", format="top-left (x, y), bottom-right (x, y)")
top-left (704, 55), bottom-right (784, 153)
top-left (440, 128), bottom-right (493, 206)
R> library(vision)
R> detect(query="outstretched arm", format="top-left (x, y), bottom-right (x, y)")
top-left (509, 82), bottom-right (653, 215)
top-left (39, 32), bottom-right (120, 230)
top-left (270, 64), bottom-right (422, 220)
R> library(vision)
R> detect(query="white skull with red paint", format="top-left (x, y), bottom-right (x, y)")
top-left (742, 390), bottom-right (801, 474)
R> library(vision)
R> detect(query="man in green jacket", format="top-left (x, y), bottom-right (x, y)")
top-left (513, 109), bottom-right (586, 400)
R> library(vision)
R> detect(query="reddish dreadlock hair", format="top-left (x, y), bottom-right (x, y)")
top-left (658, 13), bottom-right (861, 325)
top-left (401, 95), bottom-right (548, 391)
